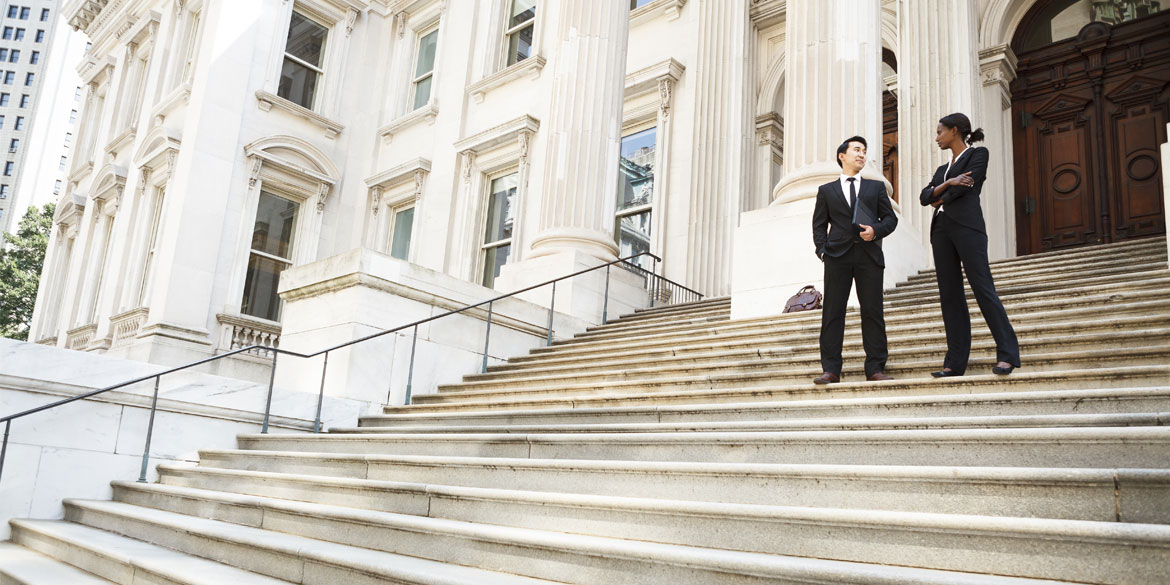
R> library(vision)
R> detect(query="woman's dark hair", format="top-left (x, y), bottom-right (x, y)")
top-left (939, 113), bottom-right (985, 145)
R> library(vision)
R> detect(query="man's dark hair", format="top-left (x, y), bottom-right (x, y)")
top-left (836, 136), bottom-right (868, 168)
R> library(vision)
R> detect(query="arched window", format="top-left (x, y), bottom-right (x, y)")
top-left (1015, 0), bottom-right (1164, 53)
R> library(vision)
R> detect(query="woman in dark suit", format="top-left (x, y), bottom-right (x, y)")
top-left (920, 113), bottom-right (1020, 377)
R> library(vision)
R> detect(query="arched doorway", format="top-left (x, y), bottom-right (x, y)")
top-left (1010, 0), bottom-right (1169, 254)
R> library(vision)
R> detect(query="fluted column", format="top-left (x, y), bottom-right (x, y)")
top-left (685, 0), bottom-right (751, 297)
top-left (528, 0), bottom-right (630, 261)
top-left (773, 0), bottom-right (885, 205)
top-left (900, 0), bottom-right (981, 240)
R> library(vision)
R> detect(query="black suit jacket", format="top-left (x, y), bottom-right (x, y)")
top-left (919, 146), bottom-right (989, 234)
top-left (812, 177), bottom-right (898, 268)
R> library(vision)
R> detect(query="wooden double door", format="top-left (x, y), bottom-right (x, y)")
top-left (1011, 13), bottom-right (1170, 254)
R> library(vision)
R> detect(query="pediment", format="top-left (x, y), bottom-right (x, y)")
top-left (1033, 93), bottom-right (1091, 121)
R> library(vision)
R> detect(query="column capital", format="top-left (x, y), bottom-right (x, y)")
top-left (979, 44), bottom-right (1018, 110)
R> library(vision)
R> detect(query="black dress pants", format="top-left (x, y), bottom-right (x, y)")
top-left (930, 212), bottom-right (1021, 373)
top-left (820, 245), bottom-right (887, 377)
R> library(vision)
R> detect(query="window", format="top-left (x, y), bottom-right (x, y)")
top-left (33, 29), bottom-right (41, 42)
top-left (2, 28), bottom-right (11, 40)
top-left (29, 51), bottom-right (36, 64)
top-left (241, 191), bottom-right (299, 321)
top-left (277, 11), bottom-right (327, 110)
top-left (0, 185), bottom-right (8, 198)
top-left (64, 132), bottom-right (71, 144)
top-left (3, 72), bottom-right (13, 85)
top-left (19, 7), bottom-right (28, 19)
top-left (53, 179), bottom-right (60, 193)
top-left (411, 28), bottom-right (438, 110)
top-left (5, 7), bottom-right (15, 18)
top-left (0, 115), bottom-right (5, 128)
top-left (9, 138), bottom-right (18, 151)
top-left (24, 72), bottom-right (32, 86)
top-left (505, 0), bottom-right (535, 67)
top-left (73, 86), bottom-right (80, 100)
top-left (13, 116), bottom-right (22, 130)
top-left (631, 0), bottom-right (655, 7)
top-left (19, 94), bottom-right (26, 107)
top-left (0, 93), bottom-right (8, 106)
top-left (481, 172), bottom-right (517, 288)
top-left (15, 29), bottom-right (25, 41)
top-left (3, 162), bottom-right (12, 176)
top-left (40, 8), bottom-right (48, 21)
top-left (0, 50), bottom-right (7, 62)
top-left (389, 205), bottom-right (414, 260)
top-left (137, 186), bottom-right (166, 305)
top-left (616, 127), bottom-right (657, 270)
top-left (58, 156), bottom-right (65, 171)
top-left (9, 50), bottom-right (18, 63)
top-left (68, 109), bottom-right (76, 124)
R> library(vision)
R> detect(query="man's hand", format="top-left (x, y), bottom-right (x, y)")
top-left (859, 224), bottom-right (875, 242)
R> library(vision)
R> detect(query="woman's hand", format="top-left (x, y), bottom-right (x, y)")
top-left (947, 171), bottom-right (974, 188)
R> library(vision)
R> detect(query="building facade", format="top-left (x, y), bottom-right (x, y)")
top-left (0, 0), bottom-right (70, 234)
top-left (27, 0), bottom-right (1169, 393)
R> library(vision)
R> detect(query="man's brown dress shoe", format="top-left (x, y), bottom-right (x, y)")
top-left (813, 372), bottom-right (840, 384)
top-left (867, 372), bottom-right (894, 381)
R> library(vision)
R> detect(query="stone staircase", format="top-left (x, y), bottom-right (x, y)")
top-left (3, 236), bottom-right (1170, 584)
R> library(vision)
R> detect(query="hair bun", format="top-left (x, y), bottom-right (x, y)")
top-left (968, 127), bottom-right (986, 144)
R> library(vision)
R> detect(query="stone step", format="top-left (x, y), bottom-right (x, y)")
top-left (167, 456), bottom-right (1170, 523)
top-left (366, 387), bottom-right (1170, 429)
top-left (455, 329), bottom-right (1170, 393)
top-left (884, 267), bottom-right (1170, 302)
top-left (343, 411), bottom-right (1170, 435)
top-left (236, 424), bottom-right (1170, 468)
top-left (387, 366), bottom-right (1170, 414)
top-left (900, 238), bottom-right (1167, 281)
top-left (59, 496), bottom-right (1088, 585)
top-left (0, 542), bottom-right (114, 585)
top-left (104, 479), bottom-right (1170, 585)
top-left (566, 287), bottom-right (1167, 348)
top-left (7, 519), bottom-right (291, 585)
top-left (44, 501), bottom-right (562, 585)
top-left (509, 308), bottom-right (1167, 369)
top-left (422, 344), bottom-right (1170, 403)
top-left (897, 252), bottom-right (1167, 288)
top-left (611, 296), bottom-right (730, 321)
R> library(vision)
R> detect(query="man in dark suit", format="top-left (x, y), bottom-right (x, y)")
top-left (811, 136), bottom-right (898, 384)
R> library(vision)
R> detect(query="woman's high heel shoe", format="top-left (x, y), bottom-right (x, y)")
top-left (992, 362), bottom-right (1015, 375)
top-left (931, 368), bottom-right (961, 378)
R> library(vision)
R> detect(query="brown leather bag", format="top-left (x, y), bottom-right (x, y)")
top-left (783, 285), bottom-right (823, 313)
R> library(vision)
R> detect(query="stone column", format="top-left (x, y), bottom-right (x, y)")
top-left (527, 0), bottom-right (630, 261)
top-left (74, 203), bottom-right (113, 327)
top-left (900, 0), bottom-right (982, 244)
top-left (772, 0), bottom-right (885, 205)
top-left (979, 44), bottom-right (1018, 260)
top-left (1163, 123), bottom-right (1170, 265)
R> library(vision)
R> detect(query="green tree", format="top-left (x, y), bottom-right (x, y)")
top-left (0, 202), bottom-right (54, 340)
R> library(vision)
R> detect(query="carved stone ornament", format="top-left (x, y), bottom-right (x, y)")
top-left (413, 170), bottom-right (425, 198)
top-left (396, 12), bottom-right (407, 38)
top-left (461, 151), bottom-right (476, 183)
top-left (370, 186), bottom-right (383, 215)
top-left (346, 8), bottom-right (359, 37)
top-left (248, 157), bottom-right (263, 188)
top-left (518, 131), bottom-right (531, 166)
top-left (658, 78), bottom-right (674, 119)
top-left (317, 183), bottom-right (331, 212)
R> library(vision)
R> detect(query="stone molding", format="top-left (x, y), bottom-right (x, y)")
top-left (980, 44), bottom-right (1019, 111)
top-left (217, 312), bottom-right (282, 358)
top-left (104, 125), bottom-right (138, 157)
top-left (467, 55), bottom-right (546, 104)
top-left (625, 58), bottom-right (685, 100)
top-left (149, 82), bottom-right (192, 123)
top-left (65, 323), bottom-right (98, 350)
top-left (454, 114), bottom-right (541, 155)
top-left (631, 0), bottom-right (687, 25)
top-left (377, 102), bottom-right (438, 142)
top-left (109, 307), bottom-right (150, 349)
top-left (255, 91), bottom-right (345, 139)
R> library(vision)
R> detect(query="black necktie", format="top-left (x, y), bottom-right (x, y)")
top-left (847, 178), bottom-right (857, 213)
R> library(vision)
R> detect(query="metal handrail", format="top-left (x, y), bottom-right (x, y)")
top-left (0, 251), bottom-right (701, 488)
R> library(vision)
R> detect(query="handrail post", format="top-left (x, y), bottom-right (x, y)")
top-left (261, 351), bottom-right (278, 434)
top-left (404, 325), bottom-right (418, 405)
top-left (601, 265), bottom-right (611, 325)
top-left (546, 281), bottom-right (556, 346)
top-left (481, 301), bottom-right (494, 373)
top-left (0, 419), bottom-right (10, 486)
top-left (313, 352), bottom-right (329, 434)
top-left (651, 257), bottom-right (660, 307)
top-left (137, 376), bottom-right (161, 483)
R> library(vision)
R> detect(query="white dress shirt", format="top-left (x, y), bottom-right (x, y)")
top-left (838, 173), bottom-right (861, 209)
top-left (937, 146), bottom-right (970, 214)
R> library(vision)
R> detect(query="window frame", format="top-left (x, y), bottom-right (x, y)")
top-left (479, 168), bottom-right (519, 289)
top-left (240, 190), bottom-right (302, 322)
top-left (277, 8), bottom-right (329, 111)
top-left (614, 122), bottom-right (658, 270)
top-left (502, 0), bottom-right (536, 68)
top-left (409, 25), bottom-right (439, 112)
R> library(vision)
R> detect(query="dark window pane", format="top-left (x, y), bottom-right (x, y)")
top-left (278, 58), bottom-right (319, 109)
top-left (631, 0), bottom-right (654, 7)
top-left (241, 253), bottom-right (288, 321)
top-left (618, 126), bottom-right (656, 212)
top-left (507, 24), bottom-right (534, 66)
top-left (415, 29), bottom-right (438, 77)
top-left (509, 0), bottom-right (536, 28)
top-left (482, 243), bottom-right (510, 289)
top-left (484, 174), bottom-right (517, 244)
top-left (390, 207), bottom-right (414, 260)
top-left (285, 11), bottom-right (327, 67)
top-left (251, 192), bottom-right (299, 259)
top-left (412, 75), bottom-right (432, 110)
